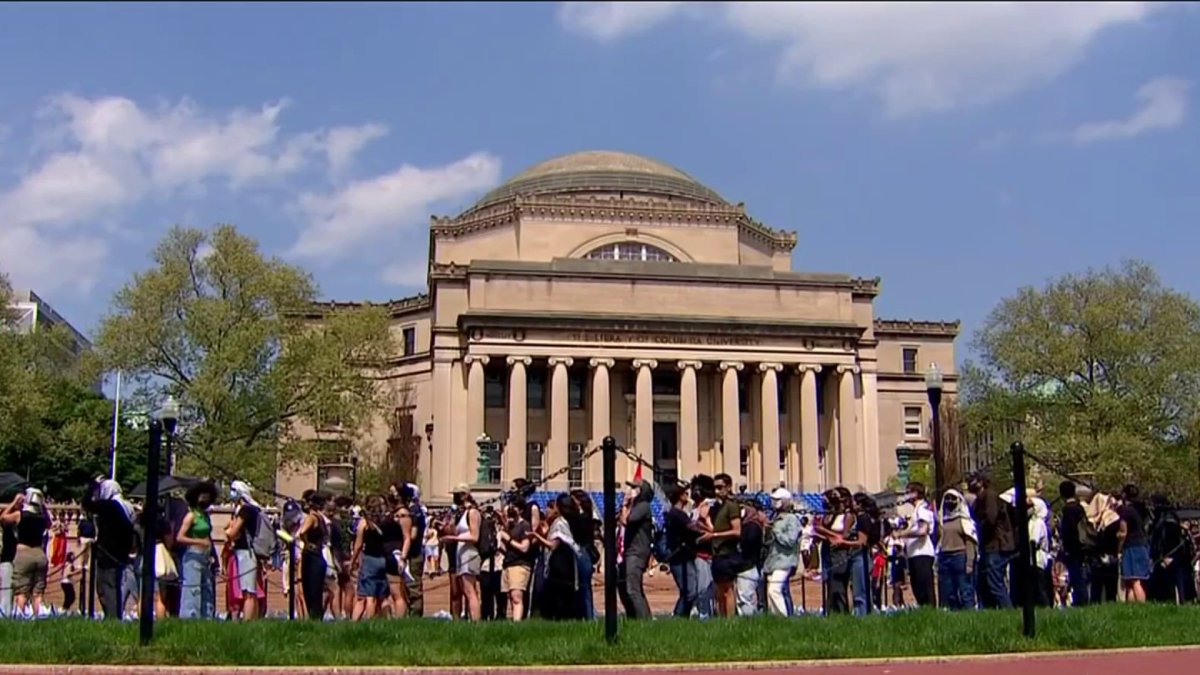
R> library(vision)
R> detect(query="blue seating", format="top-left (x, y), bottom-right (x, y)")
top-left (526, 489), bottom-right (825, 525)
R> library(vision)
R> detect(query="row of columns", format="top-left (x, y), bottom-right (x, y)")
top-left (462, 355), bottom-right (869, 490)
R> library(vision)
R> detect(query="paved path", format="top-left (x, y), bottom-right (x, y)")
top-left (7, 646), bottom-right (1200, 675)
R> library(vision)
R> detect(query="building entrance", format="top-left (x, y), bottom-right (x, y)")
top-left (653, 421), bottom-right (679, 485)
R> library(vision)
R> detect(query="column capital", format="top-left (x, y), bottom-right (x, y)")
top-left (796, 363), bottom-right (823, 374)
top-left (719, 361), bottom-right (744, 372)
top-left (676, 360), bottom-right (703, 371)
top-left (506, 355), bottom-right (532, 367)
top-left (632, 359), bottom-right (658, 370)
top-left (588, 357), bottom-right (615, 369)
top-left (463, 355), bottom-right (490, 366)
top-left (758, 362), bottom-right (784, 373)
top-left (548, 356), bottom-right (575, 367)
top-left (836, 364), bottom-right (861, 375)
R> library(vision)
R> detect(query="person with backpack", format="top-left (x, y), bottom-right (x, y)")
top-left (1058, 481), bottom-right (1092, 606)
top-left (617, 479), bottom-right (655, 619)
top-left (225, 480), bottom-right (267, 620)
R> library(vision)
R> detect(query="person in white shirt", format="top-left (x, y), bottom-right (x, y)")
top-left (895, 482), bottom-right (937, 607)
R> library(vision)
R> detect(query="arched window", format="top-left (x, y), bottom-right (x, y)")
top-left (582, 241), bottom-right (678, 262)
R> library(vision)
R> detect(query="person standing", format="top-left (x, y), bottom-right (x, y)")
top-left (82, 479), bottom-right (136, 620)
top-left (663, 484), bottom-right (700, 618)
top-left (398, 484), bottom-right (427, 616)
top-left (896, 482), bottom-right (937, 607)
top-left (0, 489), bottom-right (49, 617)
top-left (1057, 481), bottom-right (1091, 607)
top-left (1117, 484), bottom-right (1150, 604)
top-left (224, 481), bottom-right (265, 620)
top-left (763, 489), bottom-right (800, 617)
top-left (176, 482), bottom-right (218, 619)
top-left (442, 484), bottom-right (482, 621)
top-left (294, 492), bottom-right (331, 620)
top-left (0, 502), bottom-right (15, 617)
top-left (618, 479), bottom-right (654, 620)
top-left (704, 473), bottom-right (744, 618)
top-left (735, 500), bottom-right (766, 616)
top-left (936, 489), bottom-right (978, 610)
top-left (968, 473), bottom-right (1015, 609)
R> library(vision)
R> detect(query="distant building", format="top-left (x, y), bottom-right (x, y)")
top-left (282, 151), bottom-right (959, 502)
top-left (7, 289), bottom-right (97, 388)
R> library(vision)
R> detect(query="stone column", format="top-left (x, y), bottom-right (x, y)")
top-left (547, 357), bottom-right (574, 489)
top-left (719, 361), bottom-right (744, 480)
top-left (837, 364), bottom-right (861, 488)
top-left (464, 355), bottom-right (490, 483)
top-left (632, 359), bottom-right (657, 475)
top-left (505, 356), bottom-right (530, 483)
top-left (759, 363), bottom-right (783, 490)
top-left (860, 369), bottom-right (881, 491)
top-left (798, 364), bottom-right (822, 492)
top-left (588, 358), bottom-right (614, 489)
top-left (677, 361), bottom-right (702, 483)
top-left (786, 373), bottom-right (801, 487)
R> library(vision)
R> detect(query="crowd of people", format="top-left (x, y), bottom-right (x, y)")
top-left (0, 469), bottom-right (1197, 621)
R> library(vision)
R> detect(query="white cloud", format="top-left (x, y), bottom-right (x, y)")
top-left (558, 2), bottom-right (687, 42)
top-left (560, 2), bottom-right (1156, 116)
top-left (1072, 77), bottom-right (1191, 144)
top-left (0, 94), bottom-right (390, 294)
top-left (289, 152), bottom-right (502, 265)
top-left (381, 262), bottom-right (429, 288)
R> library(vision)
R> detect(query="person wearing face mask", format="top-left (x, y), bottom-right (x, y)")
top-left (224, 480), bottom-right (264, 620)
top-left (176, 482), bottom-right (218, 619)
top-left (937, 489), bottom-right (978, 610)
top-left (441, 484), bottom-right (482, 621)
top-left (763, 488), bottom-right (801, 616)
top-left (895, 482), bottom-right (937, 607)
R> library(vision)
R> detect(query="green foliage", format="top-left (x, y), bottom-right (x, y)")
top-left (93, 224), bottom-right (396, 491)
top-left (964, 260), bottom-right (1200, 499)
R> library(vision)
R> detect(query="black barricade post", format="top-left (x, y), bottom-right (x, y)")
top-left (601, 435), bottom-right (618, 645)
top-left (140, 419), bottom-right (162, 645)
top-left (87, 544), bottom-right (96, 619)
top-left (288, 538), bottom-right (297, 621)
top-left (1011, 441), bottom-right (1036, 638)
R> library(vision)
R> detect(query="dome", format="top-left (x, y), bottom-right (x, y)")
top-left (468, 150), bottom-right (727, 211)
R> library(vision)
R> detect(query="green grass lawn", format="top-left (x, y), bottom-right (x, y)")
top-left (7, 605), bottom-right (1200, 666)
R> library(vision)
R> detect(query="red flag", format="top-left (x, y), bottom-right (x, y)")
top-left (633, 462), bottom-right (643, 483)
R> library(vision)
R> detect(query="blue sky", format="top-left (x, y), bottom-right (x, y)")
top-left (1, 2), bottom-right (1198, 366)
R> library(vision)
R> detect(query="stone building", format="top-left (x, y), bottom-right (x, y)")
top-left (281, 151), bottom-right (958, 503)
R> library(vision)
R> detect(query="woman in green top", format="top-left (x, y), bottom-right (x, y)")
top-left (177, 482), bottom-right (218, 619)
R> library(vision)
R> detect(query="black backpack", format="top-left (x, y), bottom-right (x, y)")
top-left (477, 510), bottom-right (499, 560)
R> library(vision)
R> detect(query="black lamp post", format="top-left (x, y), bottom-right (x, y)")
top-left (140, 395), bottom-right (178, 646)
top-left (925, 363), bottom-right (944, 496)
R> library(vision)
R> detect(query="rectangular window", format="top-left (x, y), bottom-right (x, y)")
top-left (527, 369), bottom-right (546, 410)
top-left (526, 442), bottom-right (545, 484)
top-left (904, 405), bottom-right (924, 437)
top-left (902, 347), bottom-right (919, 374)
top-left (739, 445), bottom-right (749, 478)
top-left (737, 375), bottom-right (749, 413)
top-left (485, 442), bottom-right (503, 485)
top-left (402, 327), bottom-right (416, 357)
top-left (568, 443), bottom-right (585, 488)
top-left (485, 370), bottom-right (506, 408)
top-left (568, 370), bottom-right (586, 410)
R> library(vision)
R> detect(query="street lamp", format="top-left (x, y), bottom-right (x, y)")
top-left (895, 443), bottom-right (913, 488)
top-left (925, 363), bottom-right (944, 496)
top-left (475, 433), bottom-right (496, 485)
top-left (140, 395), bottom-right (179, 646)
top-left (161, 395), bottom-right (180, 474)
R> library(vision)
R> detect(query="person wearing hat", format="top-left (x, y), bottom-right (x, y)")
top-left (0, 488), bottom-right (49, 617)
top-left (442, 483), bottom-right (482, 621)
top-left (763, 488), bottom-right (801, 616)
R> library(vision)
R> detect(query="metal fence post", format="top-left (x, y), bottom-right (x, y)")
top-left (602, 436), bottom-right (618, 644)
top-left (1011, 441), bottom-right (1036, 638)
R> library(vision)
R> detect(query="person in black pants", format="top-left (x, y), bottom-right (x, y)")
top-left (1057, 481), bottom-right (1090, 606)
top-left (294, 492), bottom-right (330, 620)
top-left (479, 508), bottom-right (506, 620)
top-left (82, 479), bottom-right (136, 620)
top-left (896, 482), bottom-right (937, 608)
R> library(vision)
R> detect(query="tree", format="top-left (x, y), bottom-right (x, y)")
top-left (966, 260), bottom-right (1200, 499)
top-left (94, 225), bottom-right (396, 490)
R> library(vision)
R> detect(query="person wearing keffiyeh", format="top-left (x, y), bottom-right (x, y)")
top-left (937, 489), bottom-right (979, 610)
top-left (83, 478), bottom-right (136, 619)
top-left (224, 480), bottom-right (266, 619)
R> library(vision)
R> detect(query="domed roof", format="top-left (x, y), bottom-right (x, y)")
top-left (468, 150), bottom-right (727, 211)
